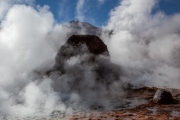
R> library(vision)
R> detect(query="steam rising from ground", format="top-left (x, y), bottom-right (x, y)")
top-left (106, 0), bottom-right (180, 88)
top-left (0, 3), bottom-right (69, 118)
top-left (0, 0), bottom-right (180, 119)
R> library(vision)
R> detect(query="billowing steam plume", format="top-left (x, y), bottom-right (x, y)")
top-left (0, 0), bottom-right (180, 119)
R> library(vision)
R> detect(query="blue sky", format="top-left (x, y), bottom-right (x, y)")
top-left (35, 0), bottom-right (120, 26)
top-left (21, 0), bottom-right (180, 26)
top-left (34, 0), bottom-right (180, 27)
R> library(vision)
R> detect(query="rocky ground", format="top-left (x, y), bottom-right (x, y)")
top-left (48, 87), bottom-right (180, 120)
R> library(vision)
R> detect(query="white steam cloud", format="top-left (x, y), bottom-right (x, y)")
top-left (76, 0), bottom-right (85, 21)
top-left (0, 0), bottom-right (34, 20)
top-left (106, 0), bottom-right (180, 88)
top-left (0, 0), bottom-right (180, 119)
top-left (0, 1), bottom-right (70, 119)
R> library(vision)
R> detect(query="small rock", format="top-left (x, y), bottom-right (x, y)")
top-left (153, 89), bottom-right (173, 104)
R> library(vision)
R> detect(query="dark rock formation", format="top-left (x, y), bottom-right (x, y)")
top-left (47, 34), bottom-right (121, 109)
top-left (50, 35), bottom-right (120, 88)
top-left (53, 35), bottom-right (109, 71)
top-left (67, 35), bottom-right (108, 55)
top-left (153, 89), bottom-right (173, 104)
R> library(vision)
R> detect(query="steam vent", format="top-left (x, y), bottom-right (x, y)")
top-left (53, 35), bottom-right (110, 71)
top-left (51, 34), bottom-right (120, 94)
top-left (2, 0), bottom-right (180, 119)
top-left (49, 35), bottom-right (180, 120)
